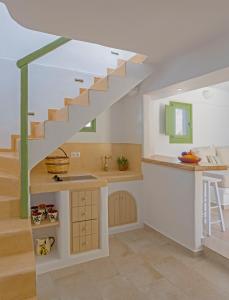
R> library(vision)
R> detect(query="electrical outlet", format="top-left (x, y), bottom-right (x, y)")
top-left (71, 151), bottom-right (80, 158)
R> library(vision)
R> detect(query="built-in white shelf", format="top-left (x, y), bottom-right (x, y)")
top-left (35, 249), bottom-right (60, 266)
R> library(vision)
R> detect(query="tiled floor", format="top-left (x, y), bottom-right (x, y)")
top-left (37, 227), bottom-right (229, 300)
top-left (204, 209), bottom-right (229, 258)
top-left (212, 209), bottom-right (229, 241)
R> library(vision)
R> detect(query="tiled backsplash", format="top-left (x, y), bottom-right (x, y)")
top-left (31, 143), bottom-right (142, 173)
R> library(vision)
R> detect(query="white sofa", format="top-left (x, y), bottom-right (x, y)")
top-left (192, 146), bottom-right (229, 208)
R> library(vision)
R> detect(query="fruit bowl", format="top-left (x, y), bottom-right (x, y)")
top-left (178, 156), bottom-right (201, 164)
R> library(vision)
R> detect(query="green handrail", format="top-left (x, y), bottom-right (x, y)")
top-left (17, 37), bottom-right (71, 218)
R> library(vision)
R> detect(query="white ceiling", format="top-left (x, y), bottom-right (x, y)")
top-left (0, 3), bottom-right (134, 74)
top-left (2, 0), bottom-right (229, 64)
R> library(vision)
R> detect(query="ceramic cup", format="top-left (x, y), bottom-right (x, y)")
top-left (46, 204), bottom-right (55, 213)
top-left (31, 211), bottom-right (42, 225)
top-left (38, 204), bottom-right (46, 220)
top-left (31, 206), bottom-right (38, 214)
top-left (48, 209), bottom-right (58, 223)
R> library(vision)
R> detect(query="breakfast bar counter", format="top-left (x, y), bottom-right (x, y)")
top-left (142, 155), bottom-right (227, 171)
top-left (142, 155), bottom-right (227, 253)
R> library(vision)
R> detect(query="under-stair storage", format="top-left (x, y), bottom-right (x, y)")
top-left (71, 189), bottom-right (100, 253)
top-left (31, 192), bottom-right (61, 265)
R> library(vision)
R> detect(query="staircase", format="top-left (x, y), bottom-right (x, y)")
top-left (0, 54), bottom-right (151, 299)
top-left (0, 152), bottom-right (36, 299)
top-left (10, 55), bottom-right (152, 168)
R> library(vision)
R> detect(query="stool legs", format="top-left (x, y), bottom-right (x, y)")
top-left (213, 182), bottom-right (226, 232)
top-left (206, 181), bottom-right (211, 236)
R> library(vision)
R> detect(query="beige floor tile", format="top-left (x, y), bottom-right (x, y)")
top-left (109, 236), bottom-right (133, 258)
top-left (97, 275), bottom-right (151, 300)
top-left (153, 256), bottom-right (228, 300)
top-left (81, 256), bottom-right (119, 281)
top-left (140, 278), bottom-right (190, 300)
top-left (37, 228), bottom-right (229, 300)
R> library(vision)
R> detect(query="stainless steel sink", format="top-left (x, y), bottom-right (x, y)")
top-left (52, 175), bottom-right (97, 182)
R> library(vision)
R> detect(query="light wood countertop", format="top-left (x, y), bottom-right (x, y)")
top-left (142, 156), bottom-right (228, 172)
top-left (30, 170), bottom-right (143, 194)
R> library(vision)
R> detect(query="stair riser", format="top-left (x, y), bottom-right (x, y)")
top-left (91, 78), bottom-right (108, 91)
top-left (0, 231), bottom-right (33, 256)
top-left (64, 92), bottom-right (89, 106)
top-left (0, 179), bottom-right (19, 196)
top-left (0, 271), bottom-right (36, 300)
top-left (31, 122), bottom-right (44, 138)
top-left (0, 199), bottom-right (20, 219)
top-left (48, 108), bottom-right (68, 121)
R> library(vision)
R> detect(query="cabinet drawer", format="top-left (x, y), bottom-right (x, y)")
top-left (72, 233), bottom-right (99, 253)
top-left (72, 219), bottom-right (98, 237)
top-left (72, 205), bottom-right (92, 222)
top-left (71, 190), bottom-right (99, 207)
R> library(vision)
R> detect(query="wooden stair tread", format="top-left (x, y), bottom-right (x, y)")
top-left (0, 218), bottom-right (31, 235)
top-left (0, 251), bottom-right (35, 278)
top-left (0, 171), bottom-right (18, 180)
top-left (0, 152), bottom-right (18, 159)
top-left (0, 195), bottom-right (18, 202)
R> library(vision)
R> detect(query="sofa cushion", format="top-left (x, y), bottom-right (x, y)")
top-left (216, 147), bottom-right (229, 166)
top-left (191, 146), bottom-right (217, 163)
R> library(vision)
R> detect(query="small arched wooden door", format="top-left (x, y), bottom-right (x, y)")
top-left (108, 191), bottom-right (137, 227)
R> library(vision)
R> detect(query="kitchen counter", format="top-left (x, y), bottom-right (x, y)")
top-left (142, 155), bottom-right (228, 171)
top-left (30, 170), bottom-right (143, 194)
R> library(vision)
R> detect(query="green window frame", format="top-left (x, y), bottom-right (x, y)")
top-left (80, 119), bottom-right (96, 132)
top-left (165, 101), bottom-right (192, 144)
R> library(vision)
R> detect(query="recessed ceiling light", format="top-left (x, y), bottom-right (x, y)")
top-left (177, 88), bottom-right (183, 92)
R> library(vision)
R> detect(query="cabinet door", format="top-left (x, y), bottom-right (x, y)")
top-left (108, 191), bottom-right (137, 227)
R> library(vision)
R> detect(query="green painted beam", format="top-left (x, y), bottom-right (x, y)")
top-left (17, 37), bottom-right (71, 69)
top-left (20, 65), bottom-right (29, 218)
top-left (17, 36), bottom-right (71, 219)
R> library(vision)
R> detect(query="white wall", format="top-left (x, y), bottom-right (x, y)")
top-left (69, 91), bottom-right (142, 144)
top-left (143, 163), bottom-right (202, 251)
top-left (144, 86), bottom-right (229, 157)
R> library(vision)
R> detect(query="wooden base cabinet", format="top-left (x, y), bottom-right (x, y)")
top-left (71, 189), bottom-right (100, 254)
top-left (108, 191), bottom-right (137, 227)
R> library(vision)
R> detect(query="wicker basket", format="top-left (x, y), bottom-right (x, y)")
top-left (45, 147), bottom-right (70, 174)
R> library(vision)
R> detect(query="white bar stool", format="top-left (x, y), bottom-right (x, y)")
top-left (203, 176), bottom-right (225, 236)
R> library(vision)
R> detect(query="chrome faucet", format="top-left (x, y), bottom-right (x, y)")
top-left (103, 155), bottom-right (112, 171)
